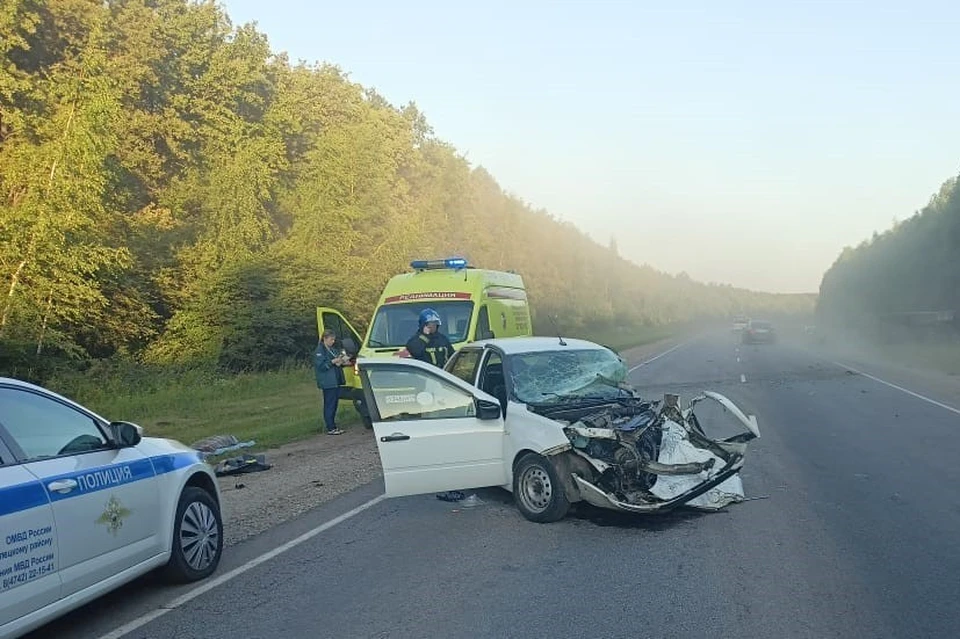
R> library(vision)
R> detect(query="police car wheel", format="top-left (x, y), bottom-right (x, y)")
top-left (161, 486), bottom-right (223, 584)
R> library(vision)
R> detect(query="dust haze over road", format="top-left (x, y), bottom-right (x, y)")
top-left (28, 329), bottom-right (960, 639)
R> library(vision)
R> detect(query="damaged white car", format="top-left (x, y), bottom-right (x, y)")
top-left (358, 337), bottom-right (759, 523)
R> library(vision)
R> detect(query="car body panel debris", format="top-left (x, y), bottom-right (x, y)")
top-left (214, 454), bottom-right (272, 477)
top-left (191, 434), bottom-right (256, 459)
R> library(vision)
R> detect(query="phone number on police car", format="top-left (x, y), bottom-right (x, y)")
top-left (2, 557), bottom-right (56, 590)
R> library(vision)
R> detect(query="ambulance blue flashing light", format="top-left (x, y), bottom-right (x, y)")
top-left (410, 258), bottom-right (468, 271)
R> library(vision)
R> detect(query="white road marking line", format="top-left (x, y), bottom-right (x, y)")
top-left (736, 357), bottom-right (741, 363)
top-left (628, 341), bottom-right (688, 373)
top-left (740, 374), bottom-right (747, 383)
top-left (833, 362), bottom-right (960, 416)
top-left (97, 494), bottom-right (387, 639)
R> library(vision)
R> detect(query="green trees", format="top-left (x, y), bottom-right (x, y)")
top-left (818, 174), bottom-right (960, 331)
top-left (0, 0), bottom-right (812, 379)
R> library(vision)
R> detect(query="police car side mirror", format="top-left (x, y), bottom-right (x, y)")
top-left (110, 421), bottom-right (143, 448)
top-left (476, 399), bottom-right (502, 420)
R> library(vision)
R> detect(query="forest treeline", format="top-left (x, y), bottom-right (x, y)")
top-left (1, 0), bottom-right (813, 379)
top-left (818, 171), bottom-right (960, 332)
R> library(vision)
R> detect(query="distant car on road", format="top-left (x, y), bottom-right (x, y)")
top-left (1, 378), bottom-right (224, 639)
top-left (742, 320), bottom-right (776, 344)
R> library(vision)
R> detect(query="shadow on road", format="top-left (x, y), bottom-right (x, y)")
top-left (22, 571), bottom-right (166, 639)
top-left (467, 487), bottom-right (724, 532)
top-left (570, 503), bottom-right (720, 531)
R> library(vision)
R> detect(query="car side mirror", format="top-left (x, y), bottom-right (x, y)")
top-left (342, 338), bottom-right (359, 357)
top-left (110, 421), bottom-right (142, 447)
top-left (476, 398), bottom-right (502, 420)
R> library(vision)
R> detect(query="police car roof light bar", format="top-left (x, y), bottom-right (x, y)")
top-left (410, 258), bottom-right (469, 271)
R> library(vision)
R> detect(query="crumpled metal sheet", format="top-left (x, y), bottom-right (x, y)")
top-left (648, 419), bottom-right (745, 509)
top-left (551, 389), bottom-right (758, 513)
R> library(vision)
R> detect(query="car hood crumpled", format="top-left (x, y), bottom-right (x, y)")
top-left (535, 390), bottom-right (760, 513)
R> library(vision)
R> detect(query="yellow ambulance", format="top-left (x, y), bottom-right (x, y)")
top-left (317, 257), bottom-right (533, 425)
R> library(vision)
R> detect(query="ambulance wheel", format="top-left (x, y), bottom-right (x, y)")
top-left (354, 398), bottom-right (373, 429)
top-left (161, 486), bottom-right (223, 583)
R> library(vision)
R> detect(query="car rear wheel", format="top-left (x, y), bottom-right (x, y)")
top-left (513, 454), bottom-right (570, 523)
top-left (161, 486), bottom-right (223, 583)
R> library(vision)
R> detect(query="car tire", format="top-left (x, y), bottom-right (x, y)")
top-left (513, 454), bottom-right (570, 523)
top-left (160, 486), bottom-right (223, 584)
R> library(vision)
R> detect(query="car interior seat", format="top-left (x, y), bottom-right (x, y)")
top-left (481, 362), bottom-right (508, 416)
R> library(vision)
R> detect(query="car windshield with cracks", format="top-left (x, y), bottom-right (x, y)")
top-left (507, 348), bottom-right (629, 404)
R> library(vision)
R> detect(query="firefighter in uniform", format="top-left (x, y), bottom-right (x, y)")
top-left (406, 308), bottom-right (454, 368)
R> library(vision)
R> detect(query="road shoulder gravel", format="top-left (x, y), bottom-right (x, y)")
top-left (215, 427), bottom-right (381, 546)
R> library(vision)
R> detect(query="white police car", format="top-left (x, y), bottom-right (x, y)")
top-left (0, 377), bottom-right (223, 639)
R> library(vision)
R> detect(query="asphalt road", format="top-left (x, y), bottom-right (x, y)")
top-left (27, 331), bottom-right (960, 639)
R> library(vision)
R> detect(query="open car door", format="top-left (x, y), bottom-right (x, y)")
top-left (358, 358), bottom-right (507, 497)
top-left (317, 307), bottom-right (364, 391)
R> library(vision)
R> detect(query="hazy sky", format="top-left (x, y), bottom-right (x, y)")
top-left (222, 0), bottom-right (959, 294)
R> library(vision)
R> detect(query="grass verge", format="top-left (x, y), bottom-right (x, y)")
top-left (48, 365), bottom-right (360, 452)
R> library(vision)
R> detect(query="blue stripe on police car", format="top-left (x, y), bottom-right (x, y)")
top-left (0, 451), bottom-right (203, 517)
top-left (0, 482), bottom-right (48, 518)
top-left (151, 451), bottom-right (202, 475)
top-left (44, 458), bottom-right (156, 503)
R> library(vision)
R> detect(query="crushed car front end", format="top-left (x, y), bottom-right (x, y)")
top-left (529, 390), bottom-right (760, 514)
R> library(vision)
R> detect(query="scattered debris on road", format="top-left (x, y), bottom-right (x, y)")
top-left (214, 453), bottom-right (272, 477)
top-left (216, 429), bottom-right (381, 546)
top-left (460, 494), bottom-right (484, 508)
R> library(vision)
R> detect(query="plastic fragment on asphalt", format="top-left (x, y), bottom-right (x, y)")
top-left (460, 494), bottom-right (484, 508)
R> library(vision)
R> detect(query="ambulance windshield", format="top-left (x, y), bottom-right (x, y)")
top-left (367, 301), bottom-right (475, 348)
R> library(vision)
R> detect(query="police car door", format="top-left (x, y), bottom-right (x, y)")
top-left (0, 433), bottom-right (60, 631)
top-left (0, 385), bottom-right (162, 599)
top-left (359, 358), bottom-right (507, 497)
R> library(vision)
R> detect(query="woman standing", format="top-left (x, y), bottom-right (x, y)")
top-left (314, 329), bottom-right (348, 435)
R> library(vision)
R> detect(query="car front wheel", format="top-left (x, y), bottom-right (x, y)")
top-left (513, 454), bottom-right (570, 523)
top-left (161, 486), bottom-right (223, 583)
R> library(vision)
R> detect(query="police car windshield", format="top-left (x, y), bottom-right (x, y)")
top-left (507, 348), bottom-right (628, 404)
top-left (367, 301), bottom-right (474, 348)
